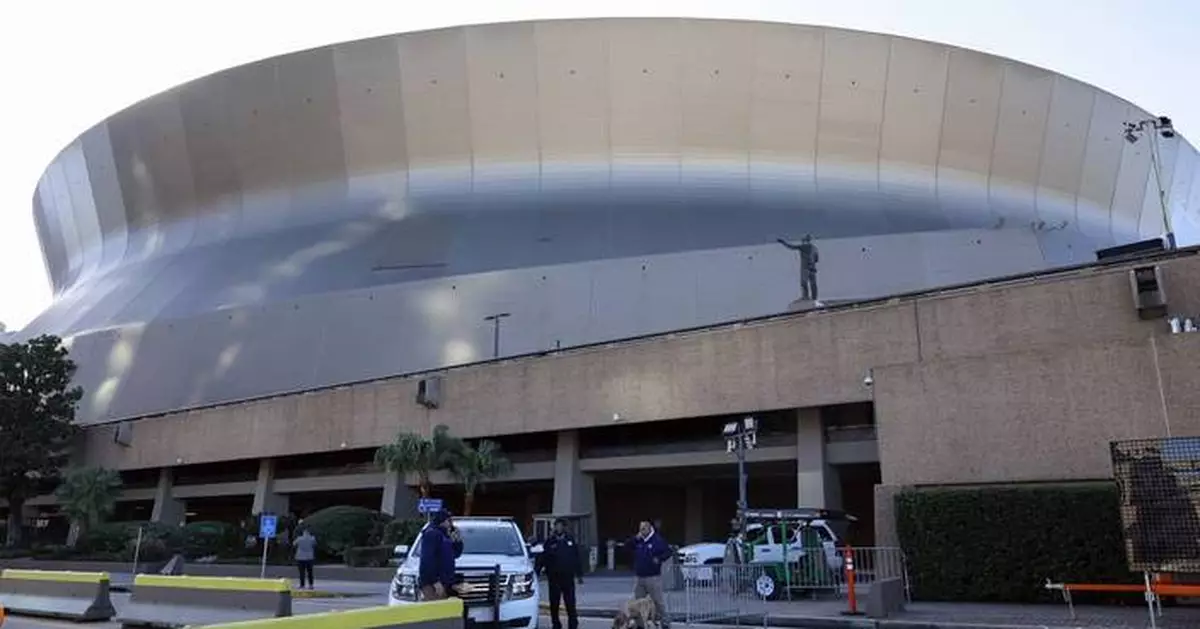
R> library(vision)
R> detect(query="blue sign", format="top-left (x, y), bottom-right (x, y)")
top-left (418, 498), bottom-right (443, 515)
top-left (259, 514), bottom-right (278, 539)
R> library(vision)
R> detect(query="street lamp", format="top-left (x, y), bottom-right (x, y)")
top-left (483, 313), bottom-right (511, 358)
top-left (1123, 116), bottom-right (1178, 250)
top-left (724, 416), bottom-right (758, 530)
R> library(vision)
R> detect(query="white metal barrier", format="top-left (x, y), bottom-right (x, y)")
top-left (666, 547), bottom-right (910, 625)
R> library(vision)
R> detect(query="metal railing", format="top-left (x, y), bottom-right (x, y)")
top-left (662, 547), bottom-right (910, 626)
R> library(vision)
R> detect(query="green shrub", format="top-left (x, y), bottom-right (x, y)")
top-left (300, 506), bottom-right (390, 560)
top-left (183, 521), bottom-right (238, 558)
top-left (30, 544), bottom-right (76, 560)
top-left (130, 536), bottom-right (171, 563)
top-left (0, 547), bottom-right (31, 559)
top-left (343, 545), bottom-right (395, 567)
top-left (381, 519), bottom-right (425, 546)
top-left (896, 485), bottom-right (1133, 603)
top-left (79, 521), bottom-right (183, 555)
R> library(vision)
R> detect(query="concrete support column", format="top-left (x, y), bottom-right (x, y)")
top-left (684, 484), bottom-right (704, 544)
top-left (151, 468), bottom-right (185, 526)
top-left (382, 470), bottom-right (418, 518)
top-left (552, 430), bottom-right (598, 547)
top-left (252, 459), bottom-right (289, 516)
top-left (873, 484), bottom-right (908, 548)
top-left (797, 408), bottom-right (841, 509)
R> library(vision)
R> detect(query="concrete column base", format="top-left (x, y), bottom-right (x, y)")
top-left (873, 484), bottom-right (911, 548)
top-left (382, 471), bottom-right (418, 517)
top-left (252, 459), bottom-right (286, 515)
top-left (151, 469), bottom-right (186, 526)
top-left (798, 408), bottom-right (841, 509)
top-left (553, 430), bottom-right (598, 550)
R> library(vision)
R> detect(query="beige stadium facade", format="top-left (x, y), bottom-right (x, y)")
top-left (6, 18), bottom-right (1200, 546)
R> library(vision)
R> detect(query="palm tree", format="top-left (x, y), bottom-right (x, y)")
top-left (446, 439), bottom-right (514, 516)
top-left (54, 467), bottom-right (123, 547)
top-left (374, 424), bottom-right (462, 498)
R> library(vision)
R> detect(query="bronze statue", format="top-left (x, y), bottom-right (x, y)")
top-left (777, 235), bottom-right (819, 301)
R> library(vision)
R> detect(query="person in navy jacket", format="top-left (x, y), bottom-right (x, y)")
top-left (540, 518), bottom-right (584, 629)
top-left (625, 520), bottom-right (673, 628)
top-left (418, 509), bottom-right (464, 600)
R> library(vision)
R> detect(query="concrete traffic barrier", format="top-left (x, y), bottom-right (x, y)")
top-left (188, 598), bottom-right (464, 629)
top-left (117, 575), bottom-right (292, 628)
top-left (865, 576), bottom-right (907, 619)
top-left (0, 568), bottom-right (116, 621)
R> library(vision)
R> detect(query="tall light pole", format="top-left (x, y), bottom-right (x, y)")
top-left (724, 416), bottom-right (758, 531)
top-left (483, 313), bottom-right (511, 358)
top-left (1123, 116), bottom-right (1178, 250)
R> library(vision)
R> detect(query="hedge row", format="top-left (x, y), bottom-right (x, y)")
top-left (2, 506), bottom-right (428, 566)
top-left (895, 485), bottom-right (1133, 603)
top-left (72, 507), bottom-right (428, 565)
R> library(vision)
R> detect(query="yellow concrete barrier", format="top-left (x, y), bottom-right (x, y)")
top-left (117, 575), bottom-right (292, 628)
top-left (0, 568), bottom-right (115, 621)
top-left (188, 598), bottom-right (464, 629)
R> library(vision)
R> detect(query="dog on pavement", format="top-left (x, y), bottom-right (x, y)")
top-left (611, 596), bottom-right (660, 629)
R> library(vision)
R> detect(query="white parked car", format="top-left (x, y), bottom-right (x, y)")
top-left (389, 517), bottom-right (541, 629)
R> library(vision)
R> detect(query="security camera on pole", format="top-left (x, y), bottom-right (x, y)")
top-left (724, 416), bottom-right (758, 532)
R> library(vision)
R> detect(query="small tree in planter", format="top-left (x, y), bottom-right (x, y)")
top-left (446, 439), bottom-right (514, 516)
top-left (374, 424), bottom-right (462, 498)
top-left (55, 467), bottom-right (123, 547)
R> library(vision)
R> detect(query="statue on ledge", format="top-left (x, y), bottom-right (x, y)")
top-left (777, 234), bottom-right (820, 302)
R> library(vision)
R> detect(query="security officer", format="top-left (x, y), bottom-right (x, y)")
top-left (540, 518), bottom-right (583, 629)
top-left (418, 509), bottom-right (463, 600)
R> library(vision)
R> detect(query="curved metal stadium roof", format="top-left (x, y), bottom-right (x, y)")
top-left (21, 17), bottom-right (1200, 424)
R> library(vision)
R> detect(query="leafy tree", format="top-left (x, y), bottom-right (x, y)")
top-left (55, 467), bottom-right (123, 547)
top-left (373, 424), bottom-right (462, 498)
top-left (446, 439), bottom-right (514, 516)
top-left (0, 335), bottom-right (82, 547)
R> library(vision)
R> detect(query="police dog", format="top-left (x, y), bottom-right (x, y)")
top-left (611, 596), bottom-right (660, 629)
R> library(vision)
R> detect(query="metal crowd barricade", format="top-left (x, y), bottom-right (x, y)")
top-left (669, 547), bottom-right (910, 626)
top-left (669, 562), bottom-right (760, 626)
top-left (841, 546), bottom-right (911, 601)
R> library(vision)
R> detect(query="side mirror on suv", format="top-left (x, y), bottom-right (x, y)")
top-left (394, 544), bottom-right (410, 559)
top-left (527, 543), bottom-right (544, 555)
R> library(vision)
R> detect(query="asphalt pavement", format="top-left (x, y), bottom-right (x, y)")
top-left (2, 590), bottom-right (385, 629)
top-left (2, 608), bottom-right (618, 629)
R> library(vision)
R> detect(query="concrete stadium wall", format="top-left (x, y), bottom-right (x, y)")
top-left (81, 251), bottom-right (1200, 490)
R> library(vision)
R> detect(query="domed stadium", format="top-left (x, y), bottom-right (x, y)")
top-left (19, 17), bottom-right (1200, 425)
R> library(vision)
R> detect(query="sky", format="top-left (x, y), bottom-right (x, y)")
top-left (1, 0), bottom-right (1197, 332)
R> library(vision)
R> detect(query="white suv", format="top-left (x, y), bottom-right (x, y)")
top-left (388, 517), bottom-right (541, 629)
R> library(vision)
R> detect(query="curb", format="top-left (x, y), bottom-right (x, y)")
top-left (292, 590), bottom-right (371, 599)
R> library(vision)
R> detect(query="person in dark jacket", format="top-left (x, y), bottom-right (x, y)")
top-left (418, 509), bottom-right (463, 600)
top-left (540, 518), bottom-right (584, 629)
top-left (626, 520), bottom-right (673, 628)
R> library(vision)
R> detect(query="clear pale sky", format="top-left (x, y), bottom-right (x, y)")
top-left (1, 0), bottom-right (1197, 331)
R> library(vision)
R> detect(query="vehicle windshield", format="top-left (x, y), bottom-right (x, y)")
top-left (411, 523), bottom-right (526, 557)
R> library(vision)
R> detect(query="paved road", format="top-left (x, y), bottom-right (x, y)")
top-left (2, 610), bottom-right (611, 629)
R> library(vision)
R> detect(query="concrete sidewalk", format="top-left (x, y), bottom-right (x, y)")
top-left (542, 576), bottom-right (1200, 629)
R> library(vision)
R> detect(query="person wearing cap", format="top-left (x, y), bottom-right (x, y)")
top-left (418, 509), bottom-right (463, 600)
top-left (540, 518), bottom-right (583, 629)
top-left (626, 520), bottom-right (673, 628)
